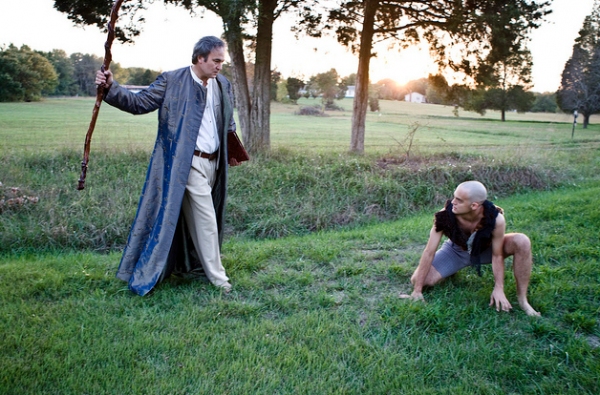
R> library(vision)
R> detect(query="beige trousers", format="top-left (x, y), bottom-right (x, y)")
top-left (181, 155), bottom-right (229, 287)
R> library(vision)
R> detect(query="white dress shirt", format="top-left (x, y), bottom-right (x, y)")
top-left (190, 66), bottom-right (219, 154)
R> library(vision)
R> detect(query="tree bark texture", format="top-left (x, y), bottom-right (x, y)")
top-left (223, 20), bottom-right (252, 148)
top-left (248, 0), bottom-right (277, 153)
top-left (350, 0), bottom-right (377, 153)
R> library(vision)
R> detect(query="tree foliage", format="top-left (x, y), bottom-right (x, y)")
top-left (0, 42), bottom-right (161, 101)
top-left (53, 0), bottom-right (145, 43)
top-left (53, 0), bottom-right (306, 153)
top-left (314, 68), bottom-right (342, 108)
top-left (298, 0), bottom-right (551, 152)
top-left (0, 45), bottom-right (58, 102)
top-left (69, 52), bottom-right (103, 96)
top-left (471, 47), bottom-right (536, 121)
top-left (531, 93), bottom-right (557, 113)
top-left (557, 0), bottom-right (600, 128)
top-left (286, 77), bottom-right (305, 103)
top-left (41, 49), bottom-right (78, 96)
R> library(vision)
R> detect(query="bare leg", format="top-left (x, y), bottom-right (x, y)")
top-left (503, 233), bottom-right (540, 316)
top-left (399, 264), bottom-right (445, 299)
top-left (410, 265), bottom-right (443, 288)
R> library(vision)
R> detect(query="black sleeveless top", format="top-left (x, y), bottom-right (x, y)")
top-left (434, 200), bottom-right (502, 275)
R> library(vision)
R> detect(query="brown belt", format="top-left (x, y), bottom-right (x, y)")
top-left (193, 150), bottom-right (218, 160)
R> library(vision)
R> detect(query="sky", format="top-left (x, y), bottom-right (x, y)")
top-left (0, 0), bottom-right (595, 92)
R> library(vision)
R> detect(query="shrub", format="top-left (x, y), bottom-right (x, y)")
top-left (296, 106), bottom-right (326, 116)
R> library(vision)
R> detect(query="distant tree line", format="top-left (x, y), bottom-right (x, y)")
top-left (272, 71), bottom-right (558, 117)
top-left (1, 41), bottom-right (560, 122)
top-left (0, 44), bottom-right (161, 102)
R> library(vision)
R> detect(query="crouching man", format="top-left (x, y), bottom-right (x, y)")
top-left (404, 181), bottom-right (540, 316)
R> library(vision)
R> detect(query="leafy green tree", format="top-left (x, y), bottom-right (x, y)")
top-left (368, 83), bottom-right (380, 111)
top-left (424, 78), bottom-right (445, 104)
top-left (70, 52), bottom-right (103, 96)
top-left (531, 93), bottom-right (557, 113)
top-left (425, 74), bottom-right (450, 105)
top-left (271, 70), bottom-right (282, 101)
top-left (275, 78), bottom-right (288, 102)
top-left (0, 51), bottom-right (23, 102)
top-left (0, 44), bottom-right (58, 102)
top-left (471, 47), bottom-right (535, 121)
top-left (41, 49), bottom-right (78, 96)
top-left (286, 77), bottom-right (305, 103)
top-left (557, 0), bottom-right (600, 129)
top-left (124, 67), bottom-right (160, 85)
top-left (465, 85), bottom-right (534, 119)
top-left (314, 68), bottom-right (342, 109)
top-left (427, 74), bottom-right (479, 116)
top-left (299, 0), bottom-right (551, 152)
top-left (337, 77), bottom-right (349, 100)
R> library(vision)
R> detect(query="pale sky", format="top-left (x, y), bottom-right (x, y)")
top-left (0, 0), bottom-right (595, 92)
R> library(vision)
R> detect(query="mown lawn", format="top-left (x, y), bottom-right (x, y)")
top-left (1, 183), bottom-right (599, 394)
top-left (1, 98), bottom-right (599, 394)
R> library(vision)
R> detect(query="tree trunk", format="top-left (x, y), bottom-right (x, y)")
top-left (248, 0), bottom-right (277, 153)
top-left (583, 113), bottom-right (590, 129)
top-left (223, 20), bottom-right (252, 145)
top-left (350, 0), bottom-right (378, 154)
top-left (501, 109), bottom-right (506, 122)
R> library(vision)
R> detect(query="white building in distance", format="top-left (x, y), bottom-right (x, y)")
top-left (404, 92), bottom-right (426, 103)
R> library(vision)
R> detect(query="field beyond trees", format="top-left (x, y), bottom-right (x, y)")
top-left (1, 98), bottom-right (599, 394)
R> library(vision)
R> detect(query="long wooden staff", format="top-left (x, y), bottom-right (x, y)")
top-left (77, 0), bottom-right (126, 190)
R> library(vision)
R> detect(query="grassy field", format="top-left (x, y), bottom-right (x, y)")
top-left (2, 97), bottom-right (599, 155)
top-left (1, 98), bottom-right (599, 393)
top-left (1, 184), bottom-right (599, 394)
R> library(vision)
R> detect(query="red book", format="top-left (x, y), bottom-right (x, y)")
top-left (228, 132), bottom-right (250, 162)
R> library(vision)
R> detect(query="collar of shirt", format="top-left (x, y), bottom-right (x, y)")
top-left (189, 65), bottom-right (213, 88)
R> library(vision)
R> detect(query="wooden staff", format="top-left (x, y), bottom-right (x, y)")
top-left (77, 0), bottom-right (125, 190)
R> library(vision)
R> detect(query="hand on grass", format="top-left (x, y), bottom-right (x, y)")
top-left (490, 289), bottom-right (512, 312)
top-left (398, 291), bottom-right (425, 302)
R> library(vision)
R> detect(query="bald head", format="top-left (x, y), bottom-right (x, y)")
top-left (457, 181), bottom-right (487, 204)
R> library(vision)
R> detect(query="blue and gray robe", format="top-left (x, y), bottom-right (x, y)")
top-left (103, 67), bottom-right (236, 296)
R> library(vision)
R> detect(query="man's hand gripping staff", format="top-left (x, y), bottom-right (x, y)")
top-left (77, 0), bottom-right (125, 190)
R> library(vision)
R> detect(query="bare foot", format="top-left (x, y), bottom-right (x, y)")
top-left (518, 299), bottom-right (541, 317)
top-left (398, 292), bottom-right (425, 302)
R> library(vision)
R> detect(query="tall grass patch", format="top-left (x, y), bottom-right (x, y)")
top-left (2, 148), bottom-right (564, 252)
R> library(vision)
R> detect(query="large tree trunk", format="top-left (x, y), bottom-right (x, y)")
top-left (350, 0), bottom-right (378, 154)
top-left (223, 19), bottom-right (252, 145)
top-left (248, 0), bottom-right (277, 153)
top-left (501, 109), bottom-right (506, 122)
top-left (583, 113), bottom-right (590, 128)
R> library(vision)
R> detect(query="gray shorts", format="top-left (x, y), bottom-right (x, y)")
top-left (432, 240), bottom-right (492, 278)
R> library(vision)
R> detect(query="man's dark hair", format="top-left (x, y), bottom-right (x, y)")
top-left (191, 36), bottom-right (225, 64)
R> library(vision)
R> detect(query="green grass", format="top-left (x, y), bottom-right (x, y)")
top-left (2, 97), bottom-right (599, 156)
top-left (1, 184), bottom-right (599, 394)
top-left (1, 98), bottom-right (599, 393)
top-left (2, 98), bottom-right (599, 251)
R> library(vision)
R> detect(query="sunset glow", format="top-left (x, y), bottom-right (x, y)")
top-left (369, 45), bottom-right (439, 86)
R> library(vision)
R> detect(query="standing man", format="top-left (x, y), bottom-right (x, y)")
top-left (404, 181), bottom-right (540, 316)
top-left (95, 36), bottom-right (240, 296)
